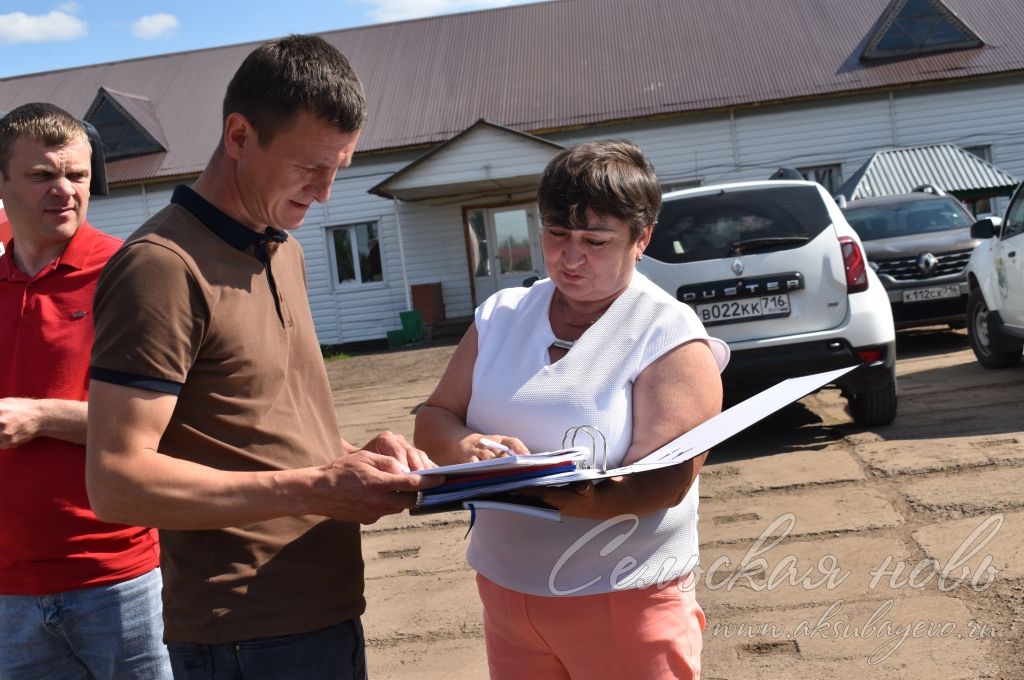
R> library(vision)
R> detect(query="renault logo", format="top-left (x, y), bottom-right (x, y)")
top-left (731, 258), bottom-right (744, 275)
top-left (917, 252), bottom-right (938, 276)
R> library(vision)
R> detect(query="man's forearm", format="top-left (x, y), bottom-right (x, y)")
top-left (86, 447), bottom-right (318, 529)
top-left (36, 399), bottom-right (89, 445)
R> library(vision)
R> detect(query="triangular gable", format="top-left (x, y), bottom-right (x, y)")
top-left (370, 119), bottom-right (562, 201)
top-left (84, 87), bottom-right (167, 161)
top-left (837, 144), bottom-right (1018, 201)
top-left (861, 0), bottom-right (983, 62)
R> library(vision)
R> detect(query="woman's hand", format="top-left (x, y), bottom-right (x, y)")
top-left (522, 458), bottom-right (706, 520)
top-left (464, 434), bottom-right (529, 461)
top-left (521, 480), bottom-right (613, 519)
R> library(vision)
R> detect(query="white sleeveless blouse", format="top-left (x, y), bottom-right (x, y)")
top-left (465, 272), bottom-right (729, 597)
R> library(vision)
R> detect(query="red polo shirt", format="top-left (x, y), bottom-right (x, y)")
top-left (0, 208), bottom-right (10, 255)
top-left (0, 222), bottom-right (160, 595)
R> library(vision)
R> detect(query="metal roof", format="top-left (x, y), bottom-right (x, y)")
top-left (837, 144), bottom-right (1020, 200)
top-left (1, 0), bottom-right (1023, 186)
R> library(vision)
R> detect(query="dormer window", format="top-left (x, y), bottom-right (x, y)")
top-left (84, 88), bottom-right (166, 161)
top-left (861, 0), bottom-right (983, 62)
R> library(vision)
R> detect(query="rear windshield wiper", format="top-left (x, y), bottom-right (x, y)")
top-left (728, 236), bottom-right (810, 255)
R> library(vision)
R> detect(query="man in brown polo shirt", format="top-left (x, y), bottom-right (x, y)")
top-left (86, 35), bottom-right (439, 679)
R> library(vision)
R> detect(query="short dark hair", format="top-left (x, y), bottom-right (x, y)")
top-left (223, 34), bottom-right (367, 146)
top-left (0, 102), bottom-right (87, 178)
top-left (537, 140), bottom-right (661, 242)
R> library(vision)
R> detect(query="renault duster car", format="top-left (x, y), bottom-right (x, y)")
top-left (640, 179), bottom-right (898, 426)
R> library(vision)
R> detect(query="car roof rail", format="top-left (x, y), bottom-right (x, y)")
top-left (911, 183), bottom-right (946, 196)
top-left (833, 194), bottom-right (848, 208)
top-left (769, 167), bottom-right (804, 181)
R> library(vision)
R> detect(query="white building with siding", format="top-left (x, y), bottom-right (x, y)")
top-left (4, 0), bottom-right (1023, 344)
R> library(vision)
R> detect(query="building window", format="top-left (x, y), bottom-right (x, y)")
top-left (963, 145), bottom-right (992, 163)
top-left (329, 222), bottom-right (382, 286)
top-left (798, 164), bottom-right (843, 195)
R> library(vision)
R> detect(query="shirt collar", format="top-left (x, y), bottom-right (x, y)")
top-left (0, 246), bottom-right (13, 281)
top-left (0, 221), bottom-right (97, 281)
top-left (56, 221), bottom-right (98, 271)
top-left (170, 185), bottom-right (289, 254)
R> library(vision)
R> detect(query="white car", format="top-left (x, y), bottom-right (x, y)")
top-left (965, 182), bottom-right (1024, 368)
top-left (640, 179), bottom-right (898, 426)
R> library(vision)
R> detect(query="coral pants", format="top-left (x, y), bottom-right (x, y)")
top-left (476, 572), bottom-right (704, 679)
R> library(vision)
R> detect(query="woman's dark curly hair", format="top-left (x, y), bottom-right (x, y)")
top-left (537, 140), bottom-right (661, 242)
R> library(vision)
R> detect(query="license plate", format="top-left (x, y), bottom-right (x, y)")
top-left (902, 285), bottom-right (960, 303)
top-left (694, 294), bottom-right (790, 325)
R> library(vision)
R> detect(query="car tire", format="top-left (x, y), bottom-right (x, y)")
top-left (848, 378), bottom-right (897, 427)
top-left (967, 288), bottom-right (1023, 369)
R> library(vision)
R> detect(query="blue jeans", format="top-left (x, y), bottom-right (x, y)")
top-left (0, 567), bottom-right (171, 679)
top-left (166, 618), bottom-right (367, 680)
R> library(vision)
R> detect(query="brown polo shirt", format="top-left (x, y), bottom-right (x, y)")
top-left (90, 185), bottom-right (364, 644)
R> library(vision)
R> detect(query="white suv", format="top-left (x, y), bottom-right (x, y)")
top-left (965, 182), bottom-right (1024, 368)
top-left (639, 179), bottom-right (898, 426)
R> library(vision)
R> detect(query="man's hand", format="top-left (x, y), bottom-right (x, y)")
top-left (0, 398), bottom-right (88, 448)
top-left (0, 398), bottom-right (44, 448)
top-left (313, 449), bottom-right (443, 524)
top-left (361, 431), bottom-right (435, 471)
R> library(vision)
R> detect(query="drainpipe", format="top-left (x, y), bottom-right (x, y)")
top-left (888, 91), bottom-right (898, 147)
top-left (392, 197), bottom-right (412, 310)
top-left (729, 109), bottom-right (741, 172)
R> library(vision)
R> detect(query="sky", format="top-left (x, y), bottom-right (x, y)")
top-left (0, 0), bottom-right (544, 79)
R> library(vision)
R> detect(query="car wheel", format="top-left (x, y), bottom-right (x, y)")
top-left (848, 378), bottom-right (897, 427)
top-left (966, 288), bottom-right (1023, 369)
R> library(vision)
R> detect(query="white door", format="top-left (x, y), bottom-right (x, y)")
top-left (998, 191), bottom-right (1024, 326)
top-left (468, 205), bottom-right (544, 303)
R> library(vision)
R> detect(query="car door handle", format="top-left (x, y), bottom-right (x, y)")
top-left (1009, 251), bottom-right (1017, 257)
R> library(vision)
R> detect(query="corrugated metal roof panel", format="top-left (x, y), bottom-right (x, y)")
top-left (839, 144), bottom-right (1020, 199)
top-left (104, 153), bottom-right (171, 184)
top-left (1, 0), bottom-right (1023, 186)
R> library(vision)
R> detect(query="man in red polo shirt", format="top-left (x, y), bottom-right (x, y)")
top-left (0, 103), bottom-right (171, 678)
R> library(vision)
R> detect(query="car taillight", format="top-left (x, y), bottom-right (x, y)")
top-left (839, 236), bottom-right (868, 293)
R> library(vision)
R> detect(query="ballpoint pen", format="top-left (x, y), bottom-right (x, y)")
top-left (478, 438), bottom-right (512, 455)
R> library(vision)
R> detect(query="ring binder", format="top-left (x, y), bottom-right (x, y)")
top-left (409, 366), bottom-right (859, 517)
top-left (561, 425), bottom-right (608, 473)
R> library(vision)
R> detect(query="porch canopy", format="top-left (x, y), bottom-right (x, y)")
top-left (837, 144), bottom-right (1019, 201)
top-left (369, 119), bottom-right (562, 202)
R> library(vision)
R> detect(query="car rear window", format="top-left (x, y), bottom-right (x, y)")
top-left (842, 197), bottom-right (973, 241)
top-left (649, 186), bottom-right (832, 264)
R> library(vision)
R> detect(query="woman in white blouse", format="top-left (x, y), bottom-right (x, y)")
top-left (415, 140), bottom-right (729, 680)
